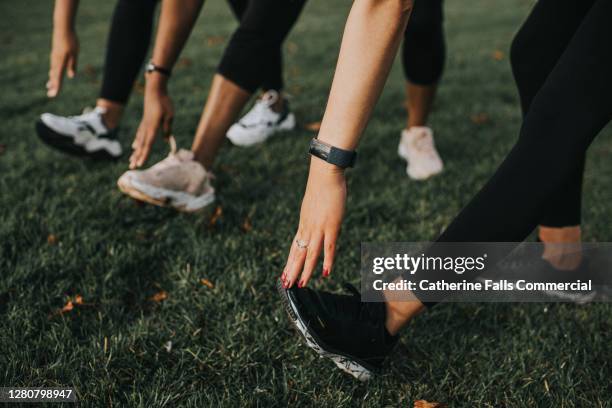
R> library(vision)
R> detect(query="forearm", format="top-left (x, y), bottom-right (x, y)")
top-left (53, 0), bottom-right (79, 34)
top-left (316, 0), bottom-right (412, 152)
top-left (150, 0), bottom-right (204, 72)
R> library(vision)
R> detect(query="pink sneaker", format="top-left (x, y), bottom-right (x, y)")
top-left (117, 137), bottom-right (215, 212)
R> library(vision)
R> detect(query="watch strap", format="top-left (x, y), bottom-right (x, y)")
top-left (309, 138), bottom-right (357, 168)
top-left (146, 61), bottom-right (172, 77)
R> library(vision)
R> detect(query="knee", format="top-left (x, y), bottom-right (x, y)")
top-left (405, 0), bottom-right (442, 37)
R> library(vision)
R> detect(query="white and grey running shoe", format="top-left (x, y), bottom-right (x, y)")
top-left (36, 107), bottom-right (122, 160)
top-left (277, 279), bottom-right (398, 381)
top-left (227, 90), bottom-right (296, 147)
top-left (117, 137), bottom-right (215, 213)
top-left (398, 127), bottom-right (443, 180)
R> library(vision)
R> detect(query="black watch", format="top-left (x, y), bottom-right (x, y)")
top-left (145, 61), bottom-right (172, 77)
top-left (309, 138), bottom-right (357, 169)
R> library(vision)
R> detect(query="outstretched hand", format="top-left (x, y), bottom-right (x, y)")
top-left (281, 160), bottom-right (347, 288)
top-left (47, 30), bottom-right (78, 98)
top-left (130, 79), bottom-right (174, 169)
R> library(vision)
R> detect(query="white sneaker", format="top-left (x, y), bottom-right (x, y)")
top-left (117, 137), bottom-right (215, 212)
top-left (397, 127), bottom-right (444, 180)
top-left (227, 90), bottom-right (296, 147)
top-left (36, 107), bottom-right (122, 160)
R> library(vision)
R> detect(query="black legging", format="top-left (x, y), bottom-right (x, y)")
top-left (99, 0), bottom-right (305, 104)
top-left (510, 0), bottom-right (591, 228)
top-left (99, 0), bottom-right (158, 104)
top-left (218, 0), bottom-right (307, 93)
top-left (402, 0), bottom-right (445, 86)
top-left (415, 0), bottom-right (612, 304)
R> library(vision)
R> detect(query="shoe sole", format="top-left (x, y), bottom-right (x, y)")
top-left (397, 142), bottom-right (443, 181)
top-left (276, 279), bottom-right (374, 381)
top-left (227, 113), bottom-right (296, 147)
top-left (117, 175), bottom-right (215, 213)
top-left (36, 120), bottom-right (121, 161)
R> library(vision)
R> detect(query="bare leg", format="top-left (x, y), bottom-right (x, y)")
top-left (95, 98), bottom-right (124, 129)
top-left (539, 225), bottom-right (583, 270)
top-left (384, 297), bottom-right (425, 335)
top-left (405, 81), bottom-right (437, 128)
top-left (191, 74), bottom-right (251, 169)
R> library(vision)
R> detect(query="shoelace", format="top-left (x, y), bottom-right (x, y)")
top-left (145, 136), bottom-right (214, 180)
top-left (68, 106), bottom-right (105, 122)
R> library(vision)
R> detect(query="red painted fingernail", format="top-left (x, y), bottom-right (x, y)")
top-left (323, 268), bottom-right (329, 277)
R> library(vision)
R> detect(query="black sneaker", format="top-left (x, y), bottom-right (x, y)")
top-left (277, 279), bottom-right (397, 381)
top-left (36, 107), bottom-right (122, 160)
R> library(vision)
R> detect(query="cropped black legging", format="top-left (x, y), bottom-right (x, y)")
top-left (415, 0), bottom-right (612, 305)
top-left (99, 0), bottom-right (305, 104)
top-left (402, 0), bottom-right (445, 86)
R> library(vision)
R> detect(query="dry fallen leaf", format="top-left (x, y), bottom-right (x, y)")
top-left (414, 400), bottom-right (447, 408)
top-left (304, 121), bottom-right (322, 132)
top-left (47, 234), bottom-right (58, 245)
top-left (61, 300), bottom-right (74, 313)
top-left (200, 278), bottom-right (214, 289)
top-left (209, 206), bottom-right (223, 228)
top-left (287, 41), bottom-right (299, 54)
top-left (470, 112), bottom-right (489, 125)
top-left (164, 341), bottom-right (172, 353)
top-left (207, 36), bottom-right (225, 47)
top-left (241, 217), bottom-right (252, 233)
top-left (149, 291), bottom-right (168, 303)
top-left (177, 57), bottom-right (193, 68)
top-left (56, 294), bottom-right (85, 315)
top-left (493, 50), bottom-right (504, 61)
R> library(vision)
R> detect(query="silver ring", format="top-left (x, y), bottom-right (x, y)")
top-left (295, 239), bottom-right (309, 249)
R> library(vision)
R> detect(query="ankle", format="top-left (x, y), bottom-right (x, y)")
top-left (539, 225), bottom-right (583, 270)
top-left (96, 99), bottom-right (124, 130)
top-left (384, 299), bottom-right (424, 336)
top-left (192, 150), bottom-right (212, 171)
top-left (269, 91), bottom-right (285, 113)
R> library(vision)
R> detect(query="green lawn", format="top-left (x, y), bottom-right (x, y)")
top-left (1, 0), bottom-right (611, 406)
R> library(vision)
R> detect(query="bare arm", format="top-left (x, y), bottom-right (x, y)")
top-left (130, 0), bottom-right (204, 168)
top-left (47, 0), bottom-right (79, 97)
top-left (282, 0), bottom-right (412, 288)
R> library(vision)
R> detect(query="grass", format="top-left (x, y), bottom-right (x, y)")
top-left (1, 0), bottom-right (611, 406)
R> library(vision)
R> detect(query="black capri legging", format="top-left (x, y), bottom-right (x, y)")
top-left (402, 0), bottom-right (445, 86)
top-left (218, 0), bottom-right (306, 94)
top-left (415, 0), bottom-right (611, 305)
top-left (99, 0), bottom-right (305, 104)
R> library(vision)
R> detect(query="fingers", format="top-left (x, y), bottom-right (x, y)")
top-left (298, 235), bottom-right (323, 288)
top-left (322, 231), bottom-right (338, 278)
top-left (66, 55), bottom-right (77, 78)
top-left (129, 124), bottom-right (145, 169)
top-left (47, 54), bottom-right (67, 98)
top-left (129, 111), bottom-right (163, 169)
top-left (282, 233), bottom-right (309, 289)
top-left (136, 128), bottom-right (157, 168)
